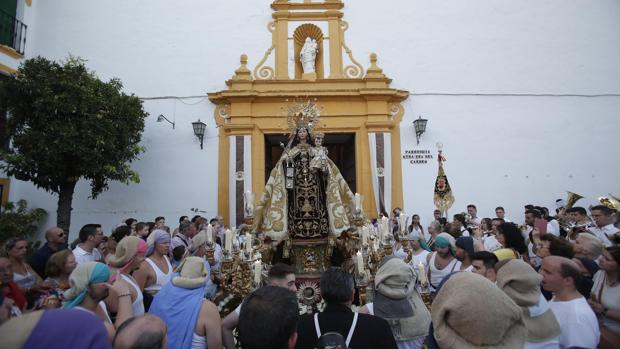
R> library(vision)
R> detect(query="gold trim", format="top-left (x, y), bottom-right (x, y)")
top-left (0, 63), bottom-right (17, 75)
top-left (0, 45), bottom-right (23, 59)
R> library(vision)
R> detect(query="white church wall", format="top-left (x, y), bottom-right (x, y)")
top-left (7, 0), bottom-right (619, 238)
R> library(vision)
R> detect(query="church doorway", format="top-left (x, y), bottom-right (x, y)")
top-left (264, 133), bottom-right (356, 193)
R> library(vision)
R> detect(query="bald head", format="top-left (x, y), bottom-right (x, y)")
top-left (113, 315), bottom-right (167, 349)
top-left (540, 256), bottom-right (582, 294)
top-left (45, 227), bottom-right (66, 246)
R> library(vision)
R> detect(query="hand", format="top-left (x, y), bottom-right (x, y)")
top-left (106, 281), bottom-right (130, 296)
top-left (588, 295), bottom-right (604, 314)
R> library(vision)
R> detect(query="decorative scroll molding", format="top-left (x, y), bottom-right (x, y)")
top-left (388, 103), bottom-right (402, 121)
top-left (214, 104), bottom-right (231, 127)
top-left (340, 21), bottom-right (363, 79)
top-left (253, 45), bottom-right (276, 80)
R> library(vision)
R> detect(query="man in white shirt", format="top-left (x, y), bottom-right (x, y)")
top-left (495, 206), bottom-right (512, 223)
top-left (466, 204), bottom-right (482, 226)
top-left (588, 205), bottom-right (617, 247)
top-left (72, 224), bottom-right (104, 265)
top-left (540, 256), bottom-right (599, 349)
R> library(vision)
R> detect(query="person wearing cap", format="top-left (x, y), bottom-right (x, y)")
top-left (425, 232), bottom-right (461, 293)
top-left (63, 261), bottom-right (133, 340)
top-left (455, 236), bottom-right (475, 272)
top-left (540, 256), bottom-right (599, 349)
top-left (359, 256), bottom-right (431, 349)
top-left (133, 230), bottom-right (172, 311)
top-left (429, 272), bottom-right (526, 348)
top-left (149, 256), bottom-right (222, 349)
top-left (106, 236), bottom-right (147, 317)
top-left (496, 259), bottom-right (561, 348)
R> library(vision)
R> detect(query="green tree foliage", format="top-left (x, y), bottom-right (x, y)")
top-left (0, 56), bottom-right (147, 233)
top-left (0, 200), bottom-right (47, 245)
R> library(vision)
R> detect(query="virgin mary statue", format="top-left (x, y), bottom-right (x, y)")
top-left (253, 101), bottom-right (357, 244)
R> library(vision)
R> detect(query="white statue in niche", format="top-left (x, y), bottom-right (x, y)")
top-left (300, 37), bottom-right (318, 74)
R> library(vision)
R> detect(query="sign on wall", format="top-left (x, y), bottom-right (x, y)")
top-left (402, 150), bottom-right (433, 164)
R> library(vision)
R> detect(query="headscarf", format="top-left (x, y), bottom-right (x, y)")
top-left (190, 231), bottom-right (207, 254)
top-left (408, 231), bottom-right (432, 252)
top-left (435, 233), bottom-right (455, 255)
top-left (107, 236), bottom-right (147, 279)
top-left (149, 257), bottom-right (208, 349)
top-left (63, 262), bottom-right (110, 309)
top-left (146, 230), bottom-right (171, 257)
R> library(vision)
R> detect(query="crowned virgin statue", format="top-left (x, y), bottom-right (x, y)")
top-left (253, 100), bottom-right (357, 248)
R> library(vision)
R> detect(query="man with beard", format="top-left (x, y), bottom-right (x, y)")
top-left (426, 233), bottom-right (461, 294)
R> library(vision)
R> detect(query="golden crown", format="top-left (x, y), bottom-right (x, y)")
top-left (285, 99), bottom-right (322, 134)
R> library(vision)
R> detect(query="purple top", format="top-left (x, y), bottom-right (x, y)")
top-left (23, 309), bottom-right (111, 349)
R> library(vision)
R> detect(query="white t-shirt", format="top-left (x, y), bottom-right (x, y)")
top-left (482, 234), bottom-right (502, 252)
top-left (549, 296), bottom-right (599, 349)
top-left (72, 245), bottom-right (102, 265)
top-left (523, 337), bottom-right (560, 349)
top-left (591, 270), bottom-right (620, 335)
top-left (587, 224), bottom-right (615, 247)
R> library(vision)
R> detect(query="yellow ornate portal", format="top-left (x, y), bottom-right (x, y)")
top-left (208, 0), bottom-right (409, 228)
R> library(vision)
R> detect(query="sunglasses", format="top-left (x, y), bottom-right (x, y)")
top-left (57, 232), bottom-right (65, 238)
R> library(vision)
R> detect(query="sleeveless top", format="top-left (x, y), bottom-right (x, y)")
top-left (13, 265), bottom-right (37, 290)
top-left (191, 332), bottom-right (207, 349)
top-left (120, 274), bottom-right (145, 316)
top-left (144, 256), bottom-right (172, 294)
top-left (428, 252), bottom-right (460, 290)
top-left (75, 301), bottom-right (113, 324)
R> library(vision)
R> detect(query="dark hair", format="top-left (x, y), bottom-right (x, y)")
top-left (525, 209), bottom-right (542, 219)
top-left (268, 263), bottom-right (295, 281)
top-left (567, 206), bottom-right (587, 216)
top-left (172, 245), bottom-right (186, 262)
top-left (495, 207), bottom-right (505, 212)
top-left (154, 216), bottom-right (165, 222)
top-left (591, 205), bottom-right (614, 216)
top-left (179, 216), bottom-right (189, 224)
top-left (559, 261), bottom-right (582, 288)
top-left (135, 222), bottom-right (147, 233)
top-left (125, 218), bottom-right (137, 227)
top-left (111, 226), bottom-right (131, 243)
top-left (471, 251), bottom-right (498, 270)
top-left (45, 250), bottom-right (73, 278)
top-left (113, 316), bottom-right (166, 349)
top-left (497, 223), bottom-right (527, 254)
top-left (491, 218), bottom-right (505, 224)
top-left (179, 221), bottom-right (194, 233)
top-left (605, 246), bottom-right (620, 265)
top-left (320, 267), bottom-right (354, 304)
top-left (238, 286), bottom-right (299, 349)
top-left (453, 214), bottom-right (465, 225)
top-left (480, 218), bottom-right (492, 231)
top-left (524, 204), bottom-right (534, 210)
top-left (209, 218), bottom-right (218, 225)
top-left (467, 204), bottom-right (477, 210)
top-left (147, 222), bottom-right (155, 233)
top-left (540, 234), bottom-right (574, 258)
top-left (78, 224), bottom-right (101, 243)
top-left (191, 215), bottom-right (202, 223)
top-left (291, 126), bottom-right (314, 148)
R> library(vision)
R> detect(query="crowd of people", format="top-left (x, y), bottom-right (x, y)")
top-left (0, 201), bottom-right (618, 348)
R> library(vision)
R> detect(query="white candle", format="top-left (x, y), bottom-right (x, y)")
top-left (224, 229), bottom-right (232, 252)
top-left (253, 260), bottom-right (262, 284)
top-left (356, 251), bottom-right (364, 274)
top-left (418, 262), bottom-right (427, 285)
top-left (206, 224), bottom-right (213, 244)
top-left (381, 216), bottom-right (389, 242)
top-left (362, 226), bottom-right (368, 245)
top-left (354, 193), bottom-right (361, 214)
top-left (245, 233), bottom-right (252, 253)
top-left (399, 214), bottom-right (407, 234)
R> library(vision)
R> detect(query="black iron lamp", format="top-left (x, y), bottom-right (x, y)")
top-left (156, 114), bottom-right (175, 129)
top-left (413, 116), bottom-right (428, 145)
top-left (192, 119), bottom-right (207, 149)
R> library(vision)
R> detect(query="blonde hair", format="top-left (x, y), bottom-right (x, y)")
top-left (45, 249), bottom-right (73, 278)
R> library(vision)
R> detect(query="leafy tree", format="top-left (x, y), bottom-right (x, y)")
top-left (0, 200), bottom-right (47, 245)
top-left (0, 56), bottom-right (147, 233)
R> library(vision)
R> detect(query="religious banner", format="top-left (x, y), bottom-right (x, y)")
top-left (433, 147), bottom-right (454, 215)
